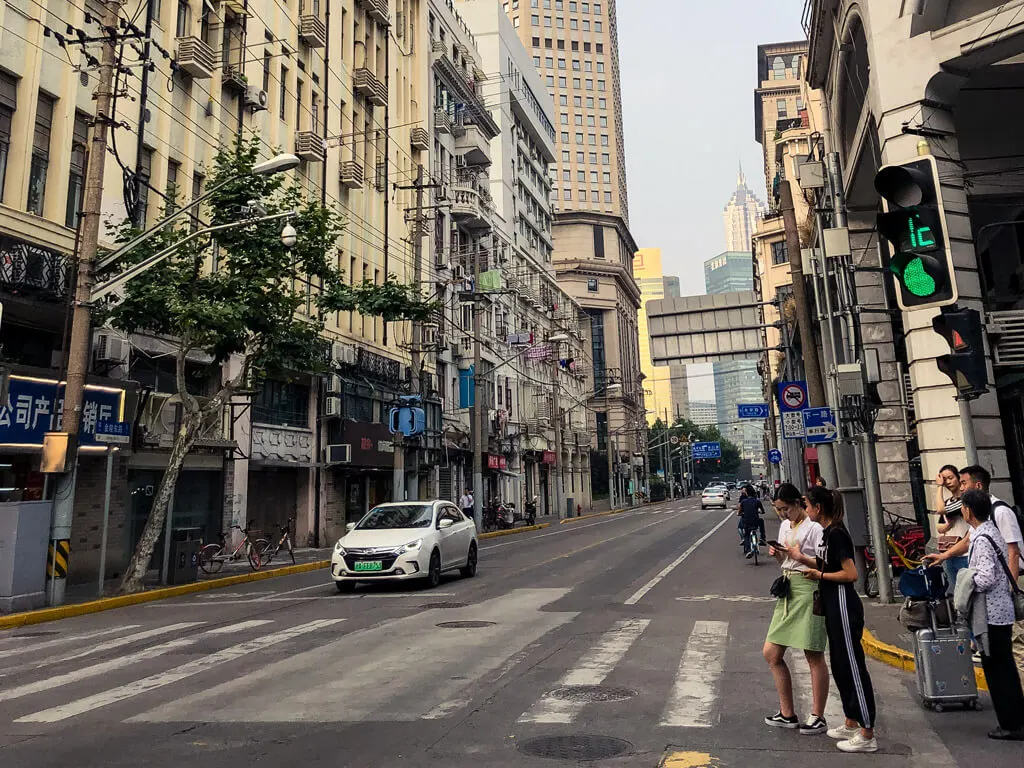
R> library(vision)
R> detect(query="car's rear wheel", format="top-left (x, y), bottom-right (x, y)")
top-left (425, 550), bottom-right (442, 589)
top-left (460, 543), bottom-right (478, 578)
top-left (335, 580), bottom-right (355, 593)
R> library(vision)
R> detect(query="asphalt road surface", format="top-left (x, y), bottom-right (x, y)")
top-left (0, 498), bottom-right (1014, 767)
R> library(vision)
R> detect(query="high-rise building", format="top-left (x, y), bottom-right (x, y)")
top-left (723, 167), bottom-right (766, 252)
top-left (689, 400), bottom-right (718, 428)
top-left (634, 248), bottom-right (689, 424)
top-left (705, 252), bottom-right (764, 468)
top-left (503, 0), bottom-right (643, 502)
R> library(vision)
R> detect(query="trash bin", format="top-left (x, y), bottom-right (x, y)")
top-left (169, 538), bottom-right (201, 585)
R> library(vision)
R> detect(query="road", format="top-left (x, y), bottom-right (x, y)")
top-left (0, 497), bottom-right (1012, 767)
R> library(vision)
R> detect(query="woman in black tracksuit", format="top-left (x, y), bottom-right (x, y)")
top-left (787, 487), bottom-right (878, 753)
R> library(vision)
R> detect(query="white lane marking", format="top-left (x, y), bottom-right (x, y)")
top-left (0, 626), bottom-right (141, 661)
top-left (519, 618), bottom-right (650, 724)
top-left (624, 513), bottom-right (734, 605)
top-left (676, 595), bottom-right (774, 603)
top-left (421, 697), bottom-right (472, 720)
top-left (16, 619), bottom-right (345, 723)
top-left (0, 622), bottom-right (226, 702)
top-left (660, 620), bottom-right (729, 728)
top-left (265, 583), bottom-right (332, 598)
top-left (20, 623), bottom-right (203, 670)
top-left (144, 591), bottom-right (454, 607)
top-left (791, 653), bottom-right (844, 724)
top-left (208, 620), bottom-right (273, 634)
top-left (479, 510), bottom-right (654, 551)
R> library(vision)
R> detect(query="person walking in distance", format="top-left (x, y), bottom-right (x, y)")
top-left (956, 490), bottom-right (1024, 740)
top-left (792, 487), bottom-right (877, 753)
top-left (459, 487), bottom-right (475, 522)
top-left (763, 483), bottom-right (830, 734)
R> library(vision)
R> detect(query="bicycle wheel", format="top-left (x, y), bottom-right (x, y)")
top-left (199, 544), bottom-right (224, 575)
top-left (254, 539), bottom-right (272, 565)
top-left (751, 534), bottom-right (760, 566)
top-left (247, 544), bottom-right (262, 570)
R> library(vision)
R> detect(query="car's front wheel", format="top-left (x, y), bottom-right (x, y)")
top-left (460, 543), bottom-right (477, 578)
top-left (425, 550), bottom-right (442, 589)
top-left (335, 580), bottom-right (355, 593)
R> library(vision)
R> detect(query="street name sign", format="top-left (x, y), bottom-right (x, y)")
top-left (737, 403), bottom-right (770, 419)
top-left (95, 420), bottom-right (131, 445)
top-left (692, 441), bottom-right (722, 459)
top-left (802, 407), bottom-right (838, 444)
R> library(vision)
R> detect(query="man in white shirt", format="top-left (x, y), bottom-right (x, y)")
top-left (459, 488), bottom-right (475, 521)
top-left (926, 465), bottom-right (1023, 682)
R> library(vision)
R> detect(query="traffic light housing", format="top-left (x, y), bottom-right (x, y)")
top-left (932, 306), bottom-right (988, 398)
top-left (875, 156), bottom-right (957, 311)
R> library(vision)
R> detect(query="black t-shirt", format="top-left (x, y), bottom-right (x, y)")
top-left (739, 496), bottom-right (764, 526)
top-left (817, 523), bottom-right (856, 597)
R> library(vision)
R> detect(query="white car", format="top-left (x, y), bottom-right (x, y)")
top-left (707, 483), bottom-right (730, 501)
top-left (701, 487), bottom-right (729, 510)
top-left (331, 500), bottom-right (478, 592)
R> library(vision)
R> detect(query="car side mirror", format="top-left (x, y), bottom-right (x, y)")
top-left (439, 518), bottom-right (455, 529)
top-left (346, 522), bottom-right (356, 533)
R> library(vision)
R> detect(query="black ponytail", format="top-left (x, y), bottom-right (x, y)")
top-left (806, 486), bottom-right (845, 527)
top-left (773, 482), bottom-right (803, 506)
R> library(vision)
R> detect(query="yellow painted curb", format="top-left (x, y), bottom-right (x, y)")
top-left (862, 627), bottom-right (988, 692)
top-left (0, 560), bottom-right (331, 631)
top-left (560, 507), bottom-right (627, 524)
top-left (479, 523), bottom-right (550, 539)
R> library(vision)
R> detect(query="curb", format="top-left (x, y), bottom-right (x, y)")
top-left (0, 560), bottom-right (331, 631)
top-left (560, 508), bottom-right (628, 524)
top-left (479, 523), bottom-right (550, 539)
top-left (862, 628), bottom-right (988, 692)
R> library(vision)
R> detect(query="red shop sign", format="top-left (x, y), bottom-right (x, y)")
top-left (488, 455), bottom-right (507, 470)
top-left (542, 450), bottom-right (556, 464)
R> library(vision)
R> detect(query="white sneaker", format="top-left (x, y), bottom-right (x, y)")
top-left (837, 733), bottom-right (878, 753)
top-left (827, 724), bottom-right (860, 740)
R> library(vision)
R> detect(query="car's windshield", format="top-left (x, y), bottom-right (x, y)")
top-left (356, 504), bottom-right (434, 530)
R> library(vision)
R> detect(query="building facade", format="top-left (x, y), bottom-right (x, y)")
top-left (689, 400), bottom-right (718, 428)
top-left (634, 248), bottom-right (688, 424)
top-left (722, 168), bottom-right (766, 252)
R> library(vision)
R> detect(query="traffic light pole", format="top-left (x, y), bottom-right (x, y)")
top-left (958, 397), bottom-right (979, 466)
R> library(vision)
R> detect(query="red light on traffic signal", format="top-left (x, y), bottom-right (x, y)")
top-left (951, 330), bottom-right (967, 351)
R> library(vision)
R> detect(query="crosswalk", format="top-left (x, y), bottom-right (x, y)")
top-left (0, 592), bottom-right (900, 732)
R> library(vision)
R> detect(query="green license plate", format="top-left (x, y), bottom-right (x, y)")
top-left (353, 560), bottom-right (383, 572)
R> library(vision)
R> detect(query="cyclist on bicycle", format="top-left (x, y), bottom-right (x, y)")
top-left (738, 485), bottom-right (766, 558)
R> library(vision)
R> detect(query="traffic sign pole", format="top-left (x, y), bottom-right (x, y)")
top-left (97, 444), bottom-right (115, 597)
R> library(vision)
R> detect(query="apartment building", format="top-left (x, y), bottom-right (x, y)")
top-left (634, 248), bottom-right (688, 425)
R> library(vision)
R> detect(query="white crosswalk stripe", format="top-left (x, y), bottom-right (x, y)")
top-left (519, 618), bottom-right (650, 724)
top-left (791, 653), bottom-right (846, 725)
top-left (0, 625), bottom-right (142, 662)
top-left (660, 620), bottom-right (729, 728)
top-left (20, 622), bottom-right (204, 670)
top-left (15, 619), bottom-right (345, 723)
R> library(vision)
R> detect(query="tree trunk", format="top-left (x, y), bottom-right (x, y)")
top-left (118, 410), bottom-right (203, 594)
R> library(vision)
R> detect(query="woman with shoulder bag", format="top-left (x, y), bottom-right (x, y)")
top-left (762, 483), bottom-right (829, 734)
top-left (793, 488), bottom-right (877, 753)
top-left (958, 490), bottom-right (1024, 740)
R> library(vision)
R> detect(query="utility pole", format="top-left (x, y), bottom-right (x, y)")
top-left (48, 0), bottom-right (123, 606)
top-left (779, 180), bottom-right (837, 487)
top-left (553, 372), bottom-right (565, 519)
top-left (406, 165), bottom-right (427, 500)
top-left (471, 243), bottom-right (484, 533)
top-left (607, 430), bottom-right (616, 510)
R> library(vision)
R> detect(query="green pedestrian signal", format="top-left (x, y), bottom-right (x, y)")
top-left (875, 156), bottom-right (957, 311)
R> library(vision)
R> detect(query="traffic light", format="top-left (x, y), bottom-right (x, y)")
top-left (932, 306), bottom-right (988, 398)
top-left (875, 156), bottom-right (957, 311)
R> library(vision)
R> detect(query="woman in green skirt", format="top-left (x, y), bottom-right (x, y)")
top-left (763, 483), bottom-right (830, 734)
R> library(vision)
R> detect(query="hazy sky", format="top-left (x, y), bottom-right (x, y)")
top-left (617, 0), bottom-right (807, 400)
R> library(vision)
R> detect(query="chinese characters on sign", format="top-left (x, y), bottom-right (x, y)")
top-left (0, 376), bottom-right (125, 447)
top-left (487, 455), bottom-right (507, 470)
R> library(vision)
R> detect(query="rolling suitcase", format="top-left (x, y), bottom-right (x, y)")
top-left (913, 599), bottom-right (981, 712)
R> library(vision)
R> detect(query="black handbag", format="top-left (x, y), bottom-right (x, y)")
top-left (770, 574), bottom-right (790, 599)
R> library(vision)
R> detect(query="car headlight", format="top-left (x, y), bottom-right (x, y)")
top-left (334, 540), bottom-right (346, 554)
top-left (398, 538), bottom-right (423, 554)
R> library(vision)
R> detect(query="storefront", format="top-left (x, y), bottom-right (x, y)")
top-left (327, 420), bottom-right (396, 534)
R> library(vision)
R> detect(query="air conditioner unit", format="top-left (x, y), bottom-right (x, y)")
top-left (331, 341), bottom-right (345, 363)
top-left (456, 155), bottom-right (468, 168)
top-left (324, 396), bottom-right (342, 417)
top-left (94, 332), bottom-right (128, 364)
top-left (327, 373), bottom-right (342, 395)
top-left (452, 264), bottom-right (467, 281)
top-left (435, 185), bottom-right (448, 201)
top-left (325, 443), bottom-right (352, 464)
top-left (244, 86), bottom-right (269, 111)
top-left (421, 322), bottom-right (439, 346)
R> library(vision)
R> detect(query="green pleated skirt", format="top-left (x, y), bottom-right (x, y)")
top-left (765, 571), bottom-right (827, 652)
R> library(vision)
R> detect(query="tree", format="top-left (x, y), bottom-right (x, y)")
top-left (646, 416), bottom-right (743, 483)
top-left (101, 136), bottom-right (435, 593)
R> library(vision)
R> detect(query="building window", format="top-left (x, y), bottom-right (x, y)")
top-left (563, 189), bottom-right (571, 200)
top-left (589, 151), bottom-right (597, 163)
top-left (0, 73), bottom-right (14, 202)
top-left (594, 21), bottom-right (602, 32)
top-left (771, 240), bottom-right (788, 265)
top-left (796, 96), bottom-right (805, 112)
top-left (574, 95), bottom-right (582, 107)
top-left (532, 36), bottom-right (540, 46)
top-left (587, 278), bottom-right (598, 292)
top-left (777, 98), bottom-right (788, 118)
top-left (534, 56), bottom-right (542, 67)
top-left (558, 76), bottom-right (566, 87)
top-left (190, 172), bottom-right (204, 233)
top-left (576, 170), bottom-right (585, 182)
top-left (559, 94), bottom-right (567, 105)
top-left (587, 309), bottom-right (607, 401)
top-left (136, 148), bottom-right (153, 225)
top-left (557, 39), bottom-right (565, 49)
top-left (585, 79), bottom-right (593, 90)
top-left (560, 113), bottom-right (568, 125)
top-left (593, 224), bottom-right (604, 257)
top-left (165, 158), bottom-right (181, 210)
top-left (562, 150), bottom-right (570, 161)
top-left (531, 14), bottom-right (539, 23)
top-left (572, 59), bottom-right (580, 71)
top-left (600, 134), bottom-right (608, 146)
top-left (547, 75), bottom-right (555, 87)
top-left (597, 61), bottom-right (604, 73)
top-left (574, 113), bottom-right (583, 125)
top-left (576, 151), bottom-right (584, 162)
top-left (601, 153), bottom-right (609, 164)
top-left (596, 43), bottom-right (603, 53)
top-left (575, 132), bottom-right (583, 144)
top-left (602, 171), bottom-right (610, 183)
top-left (27, 93), bottom-right (54, 216)
top-left (546, 56), bottom-right (554, 67)
top-left (571, 40), bottom-right (579, 51)
top-left (280, 65), bottom-right (288, 119)
top-left (598, 97), bottom-right (606, 109)
top-left (65, 111), bottom-right (89, 228)
top-left (604, 191), bottom-right (612, 202)
top-left (557, 57), bottom-right (565, 69)
top-left (561, 130), bottom-right (569, 142)
top-left (254, 379), bottom-right (310, 426)
top-left (176, 0), bottom-right (190, 36)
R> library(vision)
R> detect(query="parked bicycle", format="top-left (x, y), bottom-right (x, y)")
top-left (256, 518), bottom-right (296, 566)
top-left (198, 522), bottom-right (261, 574)
top-left (864, 510), bottom-right (926, 597)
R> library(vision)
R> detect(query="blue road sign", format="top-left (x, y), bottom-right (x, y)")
top-left (777, 381), bottom-right (809, 412)
top-left (768, 448), bottom-right (783, 464)
top-left (692, 441), bottom-right (722, 460)
top-left (802, 407), bottom-right (838, 444)
top-left (737, 403), bottom-right (770, 419)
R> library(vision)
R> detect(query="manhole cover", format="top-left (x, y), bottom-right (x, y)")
top-left (11, 631), bottom-right (59, 638)
top-left (436, 620), bottom-right (495, 629)
top-left (518, 735), bottom-right (632, 761)
top-left (421, 602), bottom-right (469, 609)
top-left (549, 685), bottom-right (637, 703)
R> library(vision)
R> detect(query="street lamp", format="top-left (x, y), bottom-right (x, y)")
top-left (280, 223), bottom-right (298, 248)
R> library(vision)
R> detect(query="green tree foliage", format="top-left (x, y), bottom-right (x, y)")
top-left (101, 136), bottom-right (436, 593)
top-left (647, 416), bottom-right (743, 482)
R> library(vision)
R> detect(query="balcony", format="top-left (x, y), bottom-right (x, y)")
top-left (340, 160), bottom-right (364, 189)
top-left (410, 126), bottom-right (430, 151)
top-left (450, 184), bottom-right (490, 230)
top-left (357, 0), bottom-right (390, 25)
top-left (454, 122), bottom-right (491, 167)
top-left (175, 36), bottom-right (216, 79)
top-left (299, 14), bottom-right (327, 48)
top-left (353, 68), bottom-right (387, 106)
top-left (294, 131), bottom-right (325, 162)
top-left (221, 64), bottom-right (247, 92)
top-left (434, 107), bottom-right (453, 135)
top-left (0, 236), bottom-right (71, 302)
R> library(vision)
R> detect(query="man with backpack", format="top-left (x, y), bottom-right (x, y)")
top-left (926, 465), bottom-right (1024, 682)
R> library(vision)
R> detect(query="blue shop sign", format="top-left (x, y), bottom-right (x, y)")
top-left (0, 376), bottom-right (125, 448)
